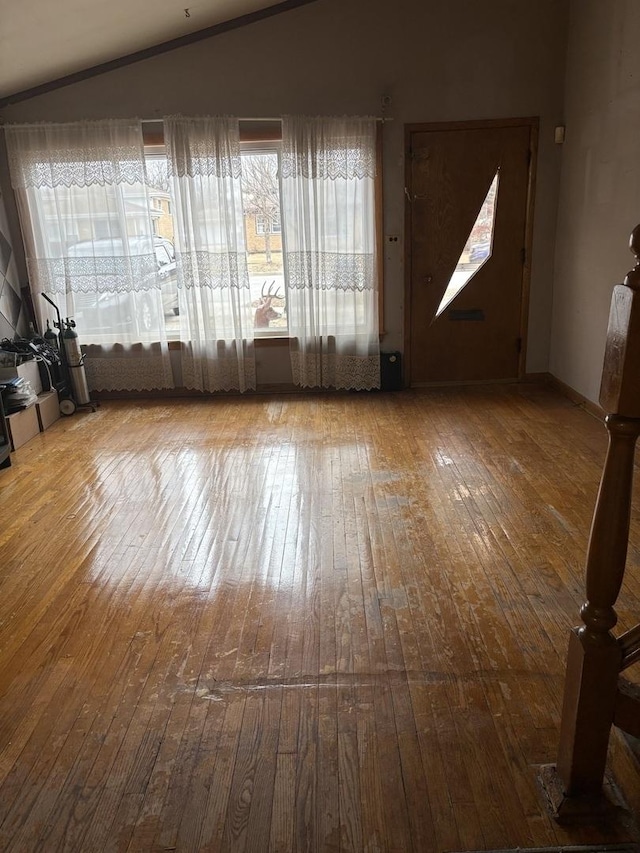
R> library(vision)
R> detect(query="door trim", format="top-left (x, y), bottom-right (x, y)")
top-left (403, 116), bottom-right (539, 386)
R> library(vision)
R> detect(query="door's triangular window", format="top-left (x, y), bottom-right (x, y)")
top-left (435, 170), bottom-right (499, 317)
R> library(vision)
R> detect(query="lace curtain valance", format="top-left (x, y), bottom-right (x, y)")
top-left (164, 116), bottom-right (242, 180)
top-left (5, 120), bottom-right (147, 189)
top-left (280, 116), bottom-right (377, 180)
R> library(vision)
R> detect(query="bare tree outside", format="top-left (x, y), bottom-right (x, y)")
top-left (241, 153), bottom-right (280, 264)
top-left (145, 158), bottom-right (170, 193)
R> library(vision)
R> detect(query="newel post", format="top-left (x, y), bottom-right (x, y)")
top-left (550, 226), bottom-right (640, 813)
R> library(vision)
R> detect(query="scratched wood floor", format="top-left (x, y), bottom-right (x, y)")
top-left (1, 383), bottom-right (640, 852)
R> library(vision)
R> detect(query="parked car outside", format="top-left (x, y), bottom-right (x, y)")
top-left (154, 240), bottom-right (179, 317)
top-left (469, 241), bottom-right (490, 263)
top-left (65, 237), bottom-right (178, 339)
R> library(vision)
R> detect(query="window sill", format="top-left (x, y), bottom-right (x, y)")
top-left (167, 336), bottom-right (290, 350)
top-left (255, 336), bottom-right (289, 347)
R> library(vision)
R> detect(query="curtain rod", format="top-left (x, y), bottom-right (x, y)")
top-left (2, 116), bottom-right (393, 129)
top-left (142, 117), bottom-right (284, 123)
top-left (146, 116), bottom-right (393, 123)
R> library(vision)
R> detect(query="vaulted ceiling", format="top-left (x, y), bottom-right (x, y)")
top-left (0, 0), bottom-right (315, 104)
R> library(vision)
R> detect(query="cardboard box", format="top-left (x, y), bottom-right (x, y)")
top-left (6, 404), bottom-right (40, 451)
top-left (36, 390), bottom-right (60, 431)
top-left (0, 360), bottom-right (43, 396)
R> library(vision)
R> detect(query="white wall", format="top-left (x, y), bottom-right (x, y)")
top-left (552, 0), bottom-right (640, 403)
top-left (1, 0), bottom-right (569, 378)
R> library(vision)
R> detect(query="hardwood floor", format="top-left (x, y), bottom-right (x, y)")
top-left (0, 383), bottom-right (639, 852)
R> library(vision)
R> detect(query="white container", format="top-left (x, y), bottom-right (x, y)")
top-left (0, 361), bottom-right (43, 396)
top-left (35, 390), bottom-right (60, 431)
top-left (6, 404), bottom-right (40, 450)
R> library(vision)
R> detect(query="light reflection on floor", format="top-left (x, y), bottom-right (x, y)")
top-left (78, 425), bottom-right (384, 597)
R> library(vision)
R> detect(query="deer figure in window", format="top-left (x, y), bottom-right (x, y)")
top-left (254, 280), bottom-right (284, 329)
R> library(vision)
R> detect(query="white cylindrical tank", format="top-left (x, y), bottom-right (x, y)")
top-left (63, 321), bottom-right (91, 406)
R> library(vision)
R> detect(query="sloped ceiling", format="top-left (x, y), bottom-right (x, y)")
top-left (0, 0), bottom-right (315, 104)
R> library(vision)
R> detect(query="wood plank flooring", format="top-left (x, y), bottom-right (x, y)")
top-left (0, 384), bottom-right (639, 852)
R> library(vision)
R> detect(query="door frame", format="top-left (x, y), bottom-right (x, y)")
top-left (403, 117), bottom-right (539, 386)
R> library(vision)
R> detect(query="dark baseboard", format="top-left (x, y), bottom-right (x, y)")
top-left (525, 371), bottom-right (605, 421)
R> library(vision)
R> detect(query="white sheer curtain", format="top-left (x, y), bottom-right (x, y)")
top-left (280, 116), bottom-right (380, 390)
top-left (4, 120), bottom-right (173, 391)
top-left (164, 116), bottom-right (255, 392)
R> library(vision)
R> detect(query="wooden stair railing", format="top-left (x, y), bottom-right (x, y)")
top-left (541, 225), bottom-right (640, 818)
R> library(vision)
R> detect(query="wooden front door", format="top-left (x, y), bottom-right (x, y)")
top-left (405, 120), bottom-right (536, 385)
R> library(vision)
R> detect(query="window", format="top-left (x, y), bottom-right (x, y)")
top-left (240, 145), bottom-right (287, 335)
top-left (436, 170), bottom-right (499, 317)
top-left (255, 212), bottom-right (281, 234)
top-left (143, 142), bottom-right (289, 338)
top-left (9, 117), bottom-right (382, 394)
top-left (19, 121), bottom-right (380, 347)
top-left (144, 153), bottom-right (180, 336)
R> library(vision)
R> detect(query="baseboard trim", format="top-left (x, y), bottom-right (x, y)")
top-left (89, 371), bottom-right (606, 417)
top-left (525, 372), bottom-right (605, 421)
top-left (89, 383), bottom-right (362, 401)
top-left (522, 371), bottom-right (549, 383)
